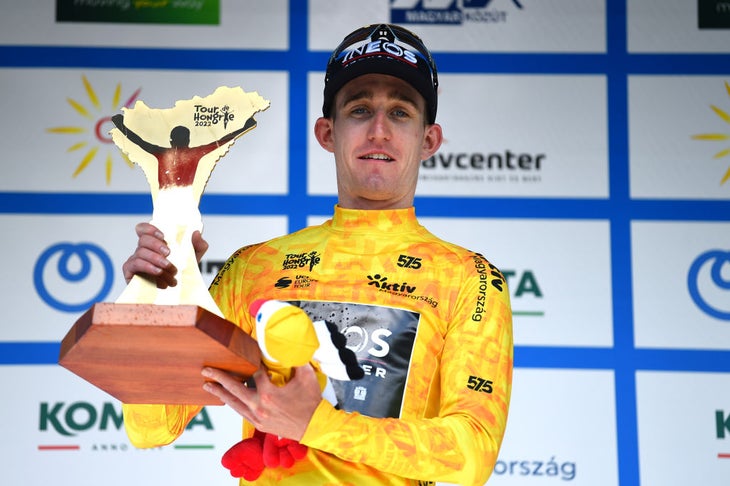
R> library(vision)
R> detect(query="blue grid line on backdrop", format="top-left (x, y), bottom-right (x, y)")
top-left (2, 2), bottom-right (730, 486)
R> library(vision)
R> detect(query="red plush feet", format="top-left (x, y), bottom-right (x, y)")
top-left (262, 433), bottom-right (308, 468)
top-left (221, 429), bottom-right (308, 481)
top-left (221, 429), bottom-right (266, 481)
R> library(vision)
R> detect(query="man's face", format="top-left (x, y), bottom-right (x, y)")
top-left (315, 74), bottom-right (442, 210)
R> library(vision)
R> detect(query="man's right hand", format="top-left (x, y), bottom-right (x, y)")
top-left (122, 222), bottom-right (209, 288)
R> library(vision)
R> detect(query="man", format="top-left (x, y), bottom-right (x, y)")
top-left (121, 23), bottom-right (513, 485)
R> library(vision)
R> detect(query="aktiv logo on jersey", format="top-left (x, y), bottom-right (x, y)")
top-left (698, 0), bottom-right (730, 29)
top-left (46, 75), bottom-right (141, 186)
top-left (390, 0), bottom-right (523, 26)
top-left (692, 81), bottom-right (730, 185)
top-left (366, 274), bottom-right (439, 307)
top-left (368, 274), bottom-right (416, 293)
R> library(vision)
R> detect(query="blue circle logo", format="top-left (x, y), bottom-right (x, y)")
top-left (687, 249), bottom-right (730, 321)
top-left (34, 242), bottom-right (114, 312)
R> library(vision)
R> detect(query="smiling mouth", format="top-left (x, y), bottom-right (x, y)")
top-left (361, 153), bottom-right (393, 162)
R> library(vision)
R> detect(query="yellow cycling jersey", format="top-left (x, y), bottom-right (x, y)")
top-left (123, 206), bottom-right (513, 486)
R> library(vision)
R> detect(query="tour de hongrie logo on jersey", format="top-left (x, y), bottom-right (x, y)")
top-left (281, 251), bottom-right (322, 272)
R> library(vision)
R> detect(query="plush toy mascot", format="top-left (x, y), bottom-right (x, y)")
top-left (220, 300), bottom-right (363, 480)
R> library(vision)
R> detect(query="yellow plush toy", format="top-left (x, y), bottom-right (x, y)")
top-left (221, 299), bottom-right (363, 481)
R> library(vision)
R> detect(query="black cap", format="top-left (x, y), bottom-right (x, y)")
top-left (323, 23), bottom-right (439, 124)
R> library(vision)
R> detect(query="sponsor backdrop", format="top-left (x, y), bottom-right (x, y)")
top-left (1, 1), bottom-right (729, 485)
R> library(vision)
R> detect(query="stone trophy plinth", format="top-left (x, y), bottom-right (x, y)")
top-left (59, 86), bottom-right (269, 405)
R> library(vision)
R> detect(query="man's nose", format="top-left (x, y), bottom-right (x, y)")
top-left (368, 110), bottom-right (391, 141)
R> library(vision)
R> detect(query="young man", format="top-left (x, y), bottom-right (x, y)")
top-left (122, 24), bottom-right (513, 485)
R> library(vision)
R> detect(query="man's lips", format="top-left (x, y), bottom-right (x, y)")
top-left (359, 153), bottom-right (394, 162)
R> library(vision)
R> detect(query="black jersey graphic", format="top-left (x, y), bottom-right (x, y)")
top-left (292, 300), bottom-right (420, 419)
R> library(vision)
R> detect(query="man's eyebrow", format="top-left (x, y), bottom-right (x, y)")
top-left (340, 88), bottom-right (420, 109)
top-left (390, 89), bottom-right (420, 108)
top-left (340, 89), bottom-right (372, 107)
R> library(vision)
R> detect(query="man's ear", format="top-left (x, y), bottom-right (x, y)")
top-left (421, 123), bottom-right (443, 161)
top-left (314, 117), bottom-right (335, 153)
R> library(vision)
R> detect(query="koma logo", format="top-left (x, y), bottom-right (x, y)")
top-left (40, 402), bottom-right (213, 436)
top-left (717, 410), bottom-right (730, 438)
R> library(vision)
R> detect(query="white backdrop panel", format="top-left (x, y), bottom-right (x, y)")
top-left (422, 217), bottom-right (613, 347)
top-left (308, 74), bottom-right (609, 198)
top-left (488, 368), bottom-right (618, 485)
top-left (308, 215), bottom-right (614, 348)
top-left (0, 0), bottom-right (289, 50)
top-left (636, 371), bottom-right (730, 486)
top-left (0, 214), bottom-right (288, 342)
top-left (0, 68), bottom-right (288, 194)
top-left (2, 365), bottom-right (244, 486)
top-left (628, 0), bottom-right (730, 53)
top-left (632, 221), bottom-right (730, 350)
top-left (309, 0), bottom-right (606, 53)
top-left (629, 76), bottom-right (730, 200)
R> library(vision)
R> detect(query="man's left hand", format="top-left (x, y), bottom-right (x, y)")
top-left (201, 364), bottom-right (322, 441)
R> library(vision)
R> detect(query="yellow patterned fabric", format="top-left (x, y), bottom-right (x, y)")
top-left (123, 206), bottom-right (513, 485)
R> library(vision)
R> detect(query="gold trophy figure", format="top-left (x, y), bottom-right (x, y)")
top-left (58, 87), bottom-right (268, 404)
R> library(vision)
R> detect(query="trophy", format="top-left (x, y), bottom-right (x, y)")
top-left (58, 86), bottom-right (268, 405)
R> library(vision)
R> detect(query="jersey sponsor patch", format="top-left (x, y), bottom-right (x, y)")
top-left (292, 300), bottom-right (419, 419)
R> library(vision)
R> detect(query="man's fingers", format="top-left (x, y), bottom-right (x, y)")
top-left (134, 222), bottom-right (164, 239)
top-left (122, 223), bottom-right (175, 286)
top-left (202, 367), bottom-right (252, 395)
top-left (294, 363), bottom-right (317, 380)
top-left (191, 230), bottom-right (209, 263)
top-left (138, 233), bottom-right (171, 257)
top-left (121, 248), bottom-right (176, 286)
top-left (202, 367), bottom-right (260, 421)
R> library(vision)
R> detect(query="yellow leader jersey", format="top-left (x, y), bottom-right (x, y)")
top-left (123, 206), bottom-right (513, 486)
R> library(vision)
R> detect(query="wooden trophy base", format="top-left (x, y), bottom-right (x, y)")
top-left (58, 303), bottom-right (261, 405)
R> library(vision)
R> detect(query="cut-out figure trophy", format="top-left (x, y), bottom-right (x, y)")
top-left (111, 86), bottom-right (269, 314)
top-left (58, 86), bottom-right (269, 404)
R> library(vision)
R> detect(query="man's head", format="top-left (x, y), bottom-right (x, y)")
top-left (169, 125), bottom-right (190, 148)
top-left (322, 23), bottom-right (438, 124)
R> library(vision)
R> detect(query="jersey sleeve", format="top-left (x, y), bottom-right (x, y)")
top-left (208, 243), bottom-right (263, 335)
top-left (301, 256), bottom-right (513, 485)
top-left (122, 403), bottom-right (203, 448)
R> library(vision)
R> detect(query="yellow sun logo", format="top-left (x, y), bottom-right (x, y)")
top-left (692, 81), bottom-right (730, 185)
top-left (46, 75), bottom-right (141, 185)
